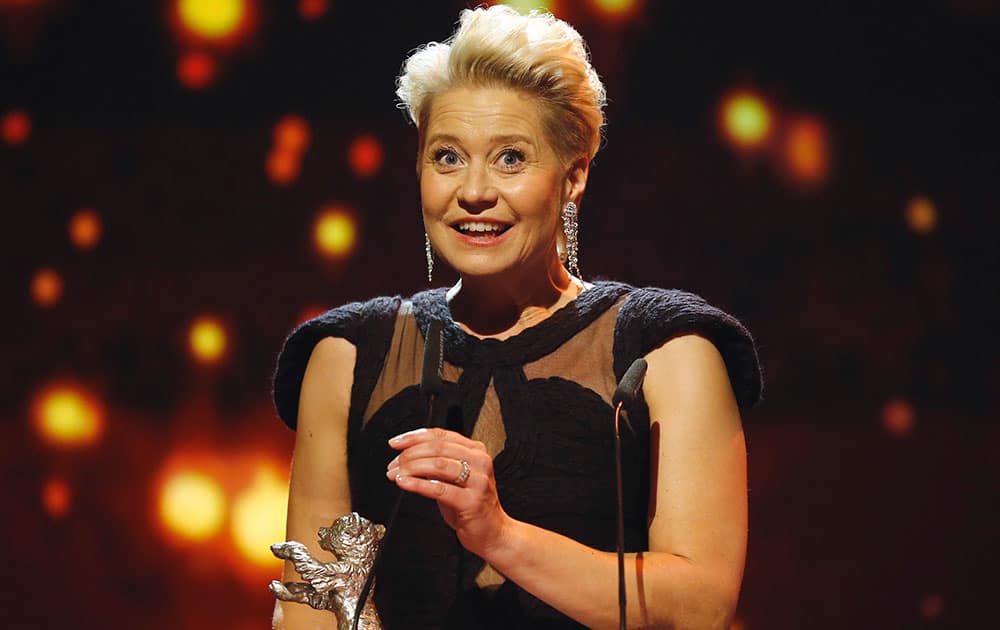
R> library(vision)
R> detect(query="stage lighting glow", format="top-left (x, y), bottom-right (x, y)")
top-left (314, 206), bottom-right (358, 258)
top-left (881, 399), bottom-right (915, 437)
top-left (298, 0), bottom-right (329, 20)
top-left (720, 91), bottom-right (772, 149)
top-left (159, 470), bottom-right (227, 541)
top-left (784, 116), bottom-right (829, 184)
top-left (42, 477), bottom-right (71, 518)
top-left (905, 196), bottom-right (938, 234)
top-left (230, 466), bottom-right (288, 568)
top-left (348, 133), bottom-right (384, 179)
top-left (189, 316), bottom-right (227, 364)
top-left (591, 0), bottom-right (641, 19)
top-left (297, 305), bottom-right (327, 325)
top-left (266, 149), bottom-right (301, 185)
top-left (68, 208), bottom-right (102, 251)
top-left (31, 267), bottom-right (63, 307)
top-left (33, 384), bottom-right (105, 447)
top-left (274, 115), bottom-right (311, 154)
top-left (2, 109), bottom-right (31, 146)
top-left (177, 51), bottom-right (217, 89)
top-left (177, 0), bottom-right (246, 40)
top-left (500, 0), bottom-right (554, 14)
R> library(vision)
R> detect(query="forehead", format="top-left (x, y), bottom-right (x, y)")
top-left (424, 87), bottom-right (547, 143)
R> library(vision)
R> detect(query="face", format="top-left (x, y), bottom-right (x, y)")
top-left (419, 87), bottom-right (587, 280)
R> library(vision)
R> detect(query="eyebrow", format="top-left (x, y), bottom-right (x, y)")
top-left (424, 133), bottom-right (535, 148)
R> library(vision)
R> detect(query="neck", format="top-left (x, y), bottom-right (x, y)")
top-left (448, 254), bottom-right (580, 338)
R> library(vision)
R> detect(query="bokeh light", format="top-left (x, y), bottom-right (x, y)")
top-left (265, 149), bottom-right (301, 185)
top-left (158, 469), bottom-right (227, 542)
top-left (297, 305), bottom-right (327, 325)
top-left (348, 133), bottom-right (384, 179)
top-left (177, 51), bottom-right (218, 89)
top-left (188, 316), bottom-right (228, 365)
top-left (905, 195), bottom-right (938, 234)
top-left (2, 109), bottom-right (31, 146)
top-left (783, 116), bottom-right (829, 185)
top-left (720, 90), bottom-right (773, 150)
top-left (882, 398), bottom-right (915, 437)
top-left (32, 384), bottom-right (105, 448)
top-left (499, 0), bottom-right (554, 14)
top-left (229, 465), bottom-right (288, 568)
top-left (42, 477), bottom-right (72, 518)
top-left (590, 0), bottom-right (642, 20)
top-left (273, 115), bottom-right (311, 154)
top-left (176, 0), bottom-right (247, 41)
top-left (920, 593), bottom-right (944, 619)
top-left (68, 208), bottom-right (103, 251)
top-left (313, 205), bottom-right (359, 258)
top-left (298, 0), bottom-right (329, 20)
top-left (31, 267), bottom-right (63, 307)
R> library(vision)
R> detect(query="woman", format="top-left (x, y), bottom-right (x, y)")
top-left (272, 6), bottom-right (761, 629)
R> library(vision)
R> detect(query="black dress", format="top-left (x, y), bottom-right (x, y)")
top-left (273, 281), bottom-right (762, 629)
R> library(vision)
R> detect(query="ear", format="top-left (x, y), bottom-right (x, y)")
top-left (562, 156), bottom-right (590, 205)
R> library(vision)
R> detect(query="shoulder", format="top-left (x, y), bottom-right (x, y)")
top-left (613, 286), bottom-right (763, 408)
top-left (272, 294), bottom-right (402, 430)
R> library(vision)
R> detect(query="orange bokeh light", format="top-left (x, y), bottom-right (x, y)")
top-left (31, 267), bottom-right (63, 307)
top-left (188, 316), bottom-right (228, 364)
top-left (297, 305), bottom-right (327, 325)
top-left (298, 0), bottom-right (329, 20)
top-left (348, 133), bottom-right (384, 179)
top-left (177, 51), bottom-right (218, 89)
top-left (783, 116), bottom-right (829, 185)
top-left (266, 148), bottom-right (301, 185)
top-left (314, 205), bottom-right (359, 258)
top-left (68, 208), bottom-right (102, 251)
top-left (881, 398), bottom-right (915, 437)
top-left (2, 109), bottom-right (31, 146)
top-left (32, 383), bottom-right (105, 448)
top-left (719, 90), bottom-right (773, 150)
top-left (229, 465), bottom-right (288, 568)
top-left (42, 477), bottom-right (72, 518)
top-left (590, 0), bottom-right (642, 21)
top-left (274, 115), bottom-right (311, 154)
top-left (905, 195), bottom-right (938, 235)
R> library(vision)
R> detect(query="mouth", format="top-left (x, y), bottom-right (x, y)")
top-left (450, 220), bottom-right (513, 244)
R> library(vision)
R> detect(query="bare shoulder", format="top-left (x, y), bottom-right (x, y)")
top-left (643, 334), bottom-right (740, 418)
top-left (296, 336), bottom-right (356, 440)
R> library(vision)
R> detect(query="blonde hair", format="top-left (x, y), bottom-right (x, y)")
top-left (396, 5), bottom-right (607, 163)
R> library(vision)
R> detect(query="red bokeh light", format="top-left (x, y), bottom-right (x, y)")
top-left (298, 0), bottom-right (329, 20)
top-left (2, 109), bottom-right (31, 146)
top-left (42, 477), bottom-right (72, 518)
top-left (265, 149), bottom-right (301, 186)
top-left (273, 115), bottom-right (311, 154)
top-left (881, 398), bottom-right (915, 437)
top-left (31, 267), bottom-right (63, 308)
top-left (783, 115), bottom-right (829, 185)
top-left (177, 51), bottom-right (218, 89)
top-left (348, 133), bottom-right (384, 179)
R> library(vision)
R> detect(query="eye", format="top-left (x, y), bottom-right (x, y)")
top-left (497, 148), bottom-right (525, 171)
top-left (433, 147), bottom-right (461, 169)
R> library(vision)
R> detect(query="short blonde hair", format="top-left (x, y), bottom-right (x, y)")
top-left (396, 5), bottom-right (607, 163)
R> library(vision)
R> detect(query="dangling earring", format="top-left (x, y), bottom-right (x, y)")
top-left (425, 232), bottom-right (434, 283)
top-left (561, 201), bottom-right (580, 278)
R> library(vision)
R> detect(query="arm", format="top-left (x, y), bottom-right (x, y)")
top-left (273, 336), bottom-right (356, 630)
top-left (389, 334), bottom-right (747, 629)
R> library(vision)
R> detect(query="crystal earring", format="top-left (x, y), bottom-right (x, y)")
top-left (425, 232), bottom-right (434, 283)
top-left (561, 201), bottom-right (580, 278)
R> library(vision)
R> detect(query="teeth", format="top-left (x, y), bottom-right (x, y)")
top-left (456, 221), bottom-right (506, 233)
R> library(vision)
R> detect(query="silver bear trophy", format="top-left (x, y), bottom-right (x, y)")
top-left (270, 511), bottom-right (385, 630)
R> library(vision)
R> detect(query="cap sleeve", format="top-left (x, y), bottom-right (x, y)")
top-left (613, 288), bottom-right (763, 408)
top-left (272, 296), bottom-right (400, 430)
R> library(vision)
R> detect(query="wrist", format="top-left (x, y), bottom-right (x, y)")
top-left (478, 511), bottom-right (524, 573)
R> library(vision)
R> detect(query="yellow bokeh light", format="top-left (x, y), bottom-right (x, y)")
top-left (159, 470), bottom-right (227, 541)
top-left (33, 385), bottom-right (104, 447)
top-left (189, 317), bottom-right (227, 364)
top-left (501, 0), bottom-right (554, 13)
top-left (905, 196), bottom-right (938, 235)
top-left (69, 208), bottom-right (102, 251)
top-left (230, 467), bottom-right (288, 568)
top-left (591, 0), bottom-right (639, 16)
top-left (314, 207), bottom-right (358, 258)
top-left (720, 91), bottom-right (773, 149)
top-left (177, 0), bottom-right (246, 40)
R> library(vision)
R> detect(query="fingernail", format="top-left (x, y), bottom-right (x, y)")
top-left (386, 467), bottom-right (398, 480)
top-left (386, 457), bottom-right (399, 470)
top-left (389, 428), bottom-right (425, 445)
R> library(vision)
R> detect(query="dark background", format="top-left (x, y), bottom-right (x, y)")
top-left (2, 0), bottom-right (997, 628)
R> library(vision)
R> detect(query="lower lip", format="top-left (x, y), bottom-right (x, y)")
top-left (452, 226), bottom-right (513, 247)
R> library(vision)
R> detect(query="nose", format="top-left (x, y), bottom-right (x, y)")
top-left (457, 161), bottom-right (498, 213)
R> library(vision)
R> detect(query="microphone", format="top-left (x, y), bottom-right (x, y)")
top-left (612, 357), bottom-right (647, 630)
top-left (353, 320), bottom-right (445, 630)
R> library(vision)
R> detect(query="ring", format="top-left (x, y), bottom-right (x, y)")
top-left (453, 459), bottom-right (470, 486)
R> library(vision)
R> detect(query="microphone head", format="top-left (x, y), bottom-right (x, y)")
top-left (420, 320), bottom-right (444, 397)
top-left (612, 358), bottom-right (648, 409)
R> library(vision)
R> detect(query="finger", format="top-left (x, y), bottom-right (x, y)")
top-left (387, 457), bottom-right (475, 487)
top-left (387, 439), bottom-right (489, 471)
top-left (388, 427), bottom-right (487, 453)
top-left (394, 473), bottom-right (478, 508)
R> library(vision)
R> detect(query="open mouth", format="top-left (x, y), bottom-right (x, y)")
top-left (451, 221), bottom-right (513, 241)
